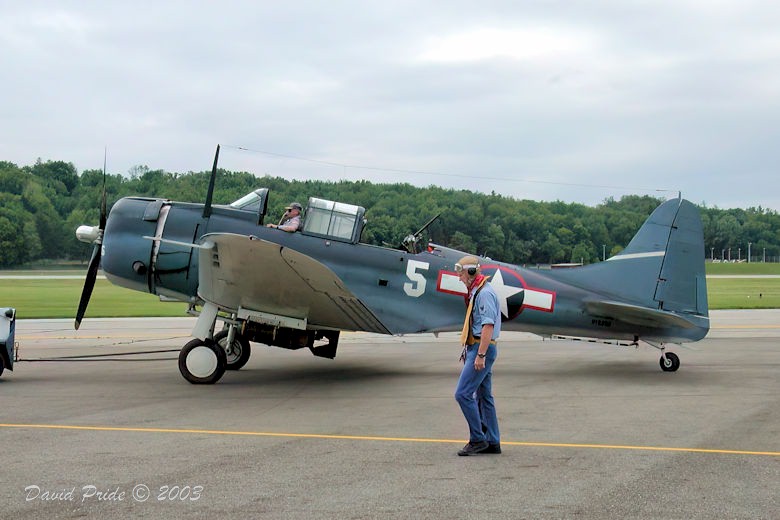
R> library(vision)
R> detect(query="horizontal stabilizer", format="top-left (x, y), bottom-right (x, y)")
top-left (585, 299), bottom-right (705, 330)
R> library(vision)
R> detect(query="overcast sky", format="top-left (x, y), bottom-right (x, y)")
top-left (1, 1), bottom-right (778, 210)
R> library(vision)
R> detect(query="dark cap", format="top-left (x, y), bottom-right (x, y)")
top-left (286, 202), bottom-right (303, 212)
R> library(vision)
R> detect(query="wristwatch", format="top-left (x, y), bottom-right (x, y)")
top-left (477, 353), bottom-right (486, 358)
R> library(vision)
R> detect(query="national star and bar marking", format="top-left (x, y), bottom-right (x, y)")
top-left (437, 264), bottom-right (556, 319)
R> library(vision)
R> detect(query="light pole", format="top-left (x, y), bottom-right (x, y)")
top-left (748, 242), bottom-right (751, 263)
top-left (722, 249), bottom-right (725, 261)
top-left (710, 247), bottom-right (714, 260)
top-left (728, 248), bottom-right (731, 262)
top-left (738, 247), bottom-right (741, 262)
top-left (602, 244), bottom-right (606, 262)
top-left (764, 247), bottom-right (767, 263)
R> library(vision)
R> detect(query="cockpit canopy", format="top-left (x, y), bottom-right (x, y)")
top-left (229, 189), bottom-right (366, 244)
top-left (302, 197), bottom-right (366, 243)
top-left (230, 188), bottom-right (269, 214)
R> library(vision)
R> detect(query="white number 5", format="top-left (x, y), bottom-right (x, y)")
top-left (404, 260), bottom-right (429, 297)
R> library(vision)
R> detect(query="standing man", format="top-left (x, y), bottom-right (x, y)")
top-left (267, 202), bottom-right (303, 232)
top-left (454, 255), bottom-right (501, 456)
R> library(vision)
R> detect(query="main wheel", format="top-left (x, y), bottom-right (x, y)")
top-left (659, 352), bottom-right (680, 372)
top-left (178, 338), bottom-right (227, 384)
top-left (213, 329), bottom-right (251, 371)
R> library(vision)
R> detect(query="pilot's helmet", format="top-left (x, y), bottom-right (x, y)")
top-left (455, 256), bottom-right (480, 276)
top-left (286, 202), bottom-right (303, 212)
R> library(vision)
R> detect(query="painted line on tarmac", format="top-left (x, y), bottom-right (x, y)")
top-left (1, 423), bottom-right (777, 458)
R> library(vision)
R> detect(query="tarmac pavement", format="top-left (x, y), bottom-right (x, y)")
top-left (1, 311), bottom-right (778, 519)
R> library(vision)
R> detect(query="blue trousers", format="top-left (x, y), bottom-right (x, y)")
top-left (454, 342), bottom-right (500, 444)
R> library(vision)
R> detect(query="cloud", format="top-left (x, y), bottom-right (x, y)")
top-left (416, 26), bottom-right (598, 63)
top-left (0, 1), bottom-right (778, 211)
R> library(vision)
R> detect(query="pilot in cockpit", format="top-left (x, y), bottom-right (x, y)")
top-left (266, 202), bottom-right (302, 232)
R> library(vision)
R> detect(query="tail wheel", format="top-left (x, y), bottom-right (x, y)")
top-left (213, 329), bottom-right (251, 371)
top-left (660, 352), bottom-right (680, 372)
top-left (179, 338), bottom-right (227, 384)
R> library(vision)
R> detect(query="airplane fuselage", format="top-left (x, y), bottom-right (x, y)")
top-left (102, 196), bottom-right (708, 345)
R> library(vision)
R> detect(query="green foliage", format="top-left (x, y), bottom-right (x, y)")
top-left (28, 159), bottom-right (79, 193)
top-left (0, 193), bottom-right (37, 266)
top-left (449, 231), bottom-right (476, 254)
top-left (0, 161), bottom-right (27, 193)
top-left (1, 157), bottom-right (779, 268)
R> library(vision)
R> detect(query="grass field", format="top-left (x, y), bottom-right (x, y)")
top-left (706, 278), bottom-right (780, 309)
top-left (1, 263), bottom-right (778, 318)
top-left (0, 279), bottom-right (188, 319)
top-left (704, 261), bottom-right (780, 309)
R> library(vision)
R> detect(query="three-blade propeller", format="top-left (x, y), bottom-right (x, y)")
top-left (74, 155), bottom-right (107, 330)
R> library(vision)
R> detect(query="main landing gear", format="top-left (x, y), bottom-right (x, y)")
top-left (178, 328), bottom-right (252, 384)
top-left (177, 302), bottom-right (340, 384)
top-left (213, 329), bottom-right (251, 371)
top-left (178, 303), bottom-right (253, 384)
top-left (178, 338), bottom-right (227, 384)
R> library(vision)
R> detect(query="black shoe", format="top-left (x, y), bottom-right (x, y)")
top-left (457, 441), bottom-right (489, 456)
top-left (482, 443), bottom-right (501, 454)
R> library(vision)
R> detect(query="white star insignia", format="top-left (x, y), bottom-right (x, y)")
top-left (489, 269), bottom-right (523, 318)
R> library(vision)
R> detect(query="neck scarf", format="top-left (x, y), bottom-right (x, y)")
top-left (459, 274), bottom-right (490, 346)
top-left (463, 274), bottom-right (488, 304)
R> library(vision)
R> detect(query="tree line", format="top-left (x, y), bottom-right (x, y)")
top-left (1, 159), bottom-right (778, 267)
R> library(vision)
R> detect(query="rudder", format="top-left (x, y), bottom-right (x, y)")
top-left (653, 199), bottom-right (708, 316)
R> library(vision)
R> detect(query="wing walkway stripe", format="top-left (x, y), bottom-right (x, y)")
top-left (1, 423), bottom-right (777, 457)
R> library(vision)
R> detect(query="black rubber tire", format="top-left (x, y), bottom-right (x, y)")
top-left (178, 338), bottom-right (227, 384)
top-left (660, 352), bottom-right (680, 372)
top-left (213, 329), bottom-right (251, 371)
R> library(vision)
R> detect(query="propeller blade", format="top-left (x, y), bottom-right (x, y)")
top-left (75, 149), bottom-right (109, 330)
top-left (99, 149), bottom-right (107, 229)
top-left (74, 244), bottom-right (102, 330)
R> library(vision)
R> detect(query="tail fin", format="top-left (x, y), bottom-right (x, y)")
top-left (552, 198), bottom-right (708, 316)
top-left (652, 199), bottom-right (708, 315)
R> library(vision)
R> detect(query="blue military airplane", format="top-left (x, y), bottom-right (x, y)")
top-left (75, 146), bottom-right (709, 384)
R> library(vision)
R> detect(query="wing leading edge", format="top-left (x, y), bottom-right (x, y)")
top-left (197, 233), bottom-right (391, 334)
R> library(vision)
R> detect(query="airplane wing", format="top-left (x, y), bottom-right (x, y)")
top-left (584, 300), bottom-right (702, 330)
top-left (196, 233), bottom-right (391, 334)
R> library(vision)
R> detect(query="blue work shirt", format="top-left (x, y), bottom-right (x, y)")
top-left (470, 282), bottom-right (501, 340)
